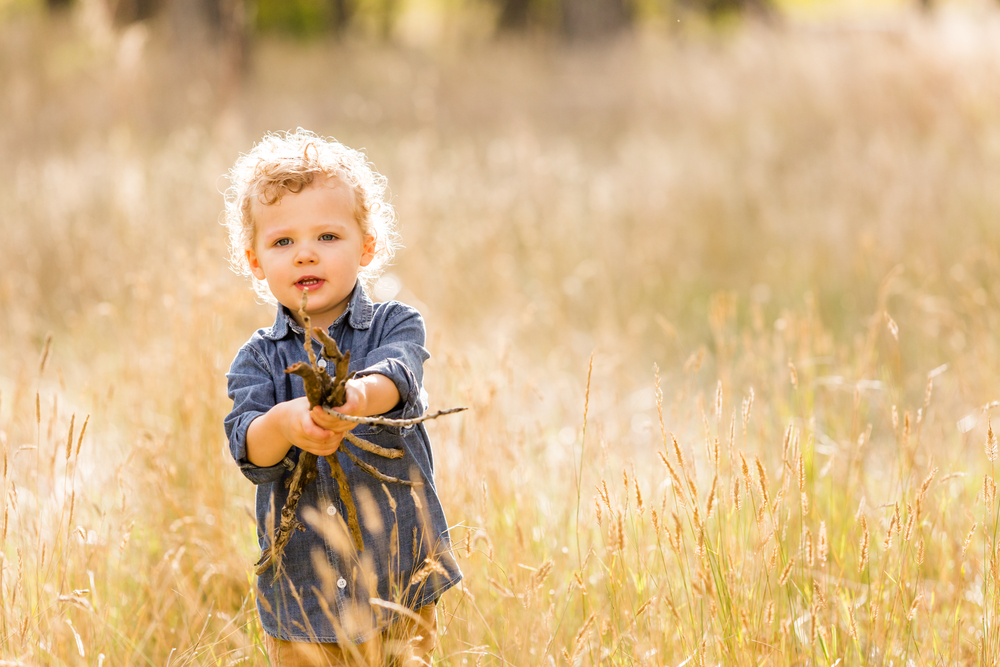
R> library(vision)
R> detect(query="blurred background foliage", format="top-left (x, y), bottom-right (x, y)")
top-left (4, 0), bottom-right (1000, 662)
top-left (4, 0), bottom-right (968, 45)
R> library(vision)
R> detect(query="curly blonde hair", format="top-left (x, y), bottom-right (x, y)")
top-left (224, 129), bottom-right (399, 304)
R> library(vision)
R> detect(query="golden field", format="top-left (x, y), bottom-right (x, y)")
top-left (2, 5), bottom-right (1000, 664)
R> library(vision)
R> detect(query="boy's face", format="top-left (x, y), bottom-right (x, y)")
top-left (247, 177), bottom-right (375, 331)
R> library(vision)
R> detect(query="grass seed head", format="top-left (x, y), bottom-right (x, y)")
top-left (918, 466), bottom-right (938, 503)
top-left (705, 475), bottom-right (717, 520)
top-left (75, 415), bottom-right (89, 458)
top-left (742, 389), bottom-right (754, 434)
top-left (797, 453), bottom-right (806, 493)
top-left (714, 379), bottom-right (723, 422)
top-left (885, 312), bottom-right (899, 340)
top-left (962, 522), bottom-right (977, 557)
top-left (64, 414), bottom-right (75, 461)
top-left (847, 603), bottom-right (859, 640)
top-left (987, 418), bottom-right (997, 462)
top-left (778, 558), bottom-right (795, 585)
top-left (907, 594), bottom-right (923, 621)
top-left (755, 456), bottom-right (770, 507)
top-left (859, 516), bottom-right (870, 573)
top-left (883, 514), bottom-right (896, 551)
top-left (813, 581), bottom-right (826, 609)
top-left (671, 433), bottom-right (687, 473)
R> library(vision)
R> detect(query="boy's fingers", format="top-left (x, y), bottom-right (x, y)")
top-left (301, 435), bottom-right (342, 457)
top-left (311, 406), bottom-right (340, 426)
top-left (312, 407), bottom-right (356, 433)
top-left (336, 397), bottom-right (359, 415)
top-left (301, 412), bottom-right (333, 439)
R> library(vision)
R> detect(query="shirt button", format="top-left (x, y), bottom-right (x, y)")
top-left (327, 505), bottom-right (337, 516)
top-left (337, 578), bottom-right (347, 589)
top-left (318, 358), bottom-right (327, 369)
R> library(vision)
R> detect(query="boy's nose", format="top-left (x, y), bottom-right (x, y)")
top-left (294, 245), bottom-right (319, 264)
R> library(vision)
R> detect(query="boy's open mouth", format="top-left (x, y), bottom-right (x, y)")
top-left (296, 277), bottom-right (325, 290)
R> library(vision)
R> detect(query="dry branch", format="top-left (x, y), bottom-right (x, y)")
top-left (255, 291), bottom-right (465, 576)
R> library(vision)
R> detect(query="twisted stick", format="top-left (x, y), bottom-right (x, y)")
top-left (255, 452), bottom-right (318, 576)
top-left (321, 406), bottom-right (467, 427)
top-left (340, 444), bottom-right (419, 487)
top-left (325, 454), bottom-right (364, 551)
top-left (256, 290), bottom-right (466, 572)
top-left (344, 431), bottom-right (404, 459)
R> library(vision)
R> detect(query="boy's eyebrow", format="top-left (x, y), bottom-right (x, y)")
top-left (258, 218), bottom-right (355, 239)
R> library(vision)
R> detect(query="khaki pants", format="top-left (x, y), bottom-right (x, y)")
top-left (263, 604), bottom-right (438, 667)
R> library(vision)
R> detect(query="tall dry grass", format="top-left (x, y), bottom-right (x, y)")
top-left (2, 5), bottom-right (1000, 664)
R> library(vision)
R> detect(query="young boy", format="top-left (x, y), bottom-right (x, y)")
top-left (223, 130), bottom-right (462, 666)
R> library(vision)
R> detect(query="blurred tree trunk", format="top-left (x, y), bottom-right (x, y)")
top-left (329, 0), bottom-right (354, 34)
top-left (161, 0), bottom-right (248, 106)
top-left (374, 0), bottom-right (399, 39)
top-left (164, 0), bottom-right (248, 61)
top-left (496, 0), bottom-right (532, 31)
top-left (680, 0), bottom-right (777, 20)
top-left (114, 0), bottom-right (162, 24)
top-left (561, 0), bottom-right (630, 40)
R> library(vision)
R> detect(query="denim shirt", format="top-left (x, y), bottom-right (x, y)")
top-left (225, 284), bottom-right (462, 643)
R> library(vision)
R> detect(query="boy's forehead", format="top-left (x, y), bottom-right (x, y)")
top-left (258, 174), bottom-right (353, 205)
top-left (249, 176), bottom-right (360, 235)
top-left (256, 174), bottom-right (351, 209)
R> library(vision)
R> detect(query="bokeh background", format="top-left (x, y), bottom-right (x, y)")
top-left (2, 0), bottom-right (1000, 664)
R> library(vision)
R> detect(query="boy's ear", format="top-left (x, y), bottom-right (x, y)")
top-left (360, 234), bottom-right (376, 268)
top-left (246, 247), bottom-right (266, 280)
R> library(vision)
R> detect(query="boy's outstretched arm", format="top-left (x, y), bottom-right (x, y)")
top-left (246, 374), bottom-right (400, 467)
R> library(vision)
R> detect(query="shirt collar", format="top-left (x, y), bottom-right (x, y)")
top-left (262, 281), bottom-right (374, 340)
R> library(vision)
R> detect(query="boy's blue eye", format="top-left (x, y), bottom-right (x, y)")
top-left (320, 233), bottom-right (336, 241)
top-left (274, 238), bottom-right (292, 247)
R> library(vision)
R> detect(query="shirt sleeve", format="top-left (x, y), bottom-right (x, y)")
top-left (354, 304), bottom-right (430, 421)
top-left (224, 341), bottom-right (295, 485)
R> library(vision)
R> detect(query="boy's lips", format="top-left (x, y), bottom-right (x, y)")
top-left (295, 276), bottom-right (325, 290)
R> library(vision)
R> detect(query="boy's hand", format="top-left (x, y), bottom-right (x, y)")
top-left (309, 379), bottom-right (369, 440)
top-left (278, 396), bottom-right (343, 457)
top-left (246, 374), bottom-right (400, 467)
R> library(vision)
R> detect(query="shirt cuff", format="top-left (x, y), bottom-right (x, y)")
top-left (230, 412), bottom-right (296, 485)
